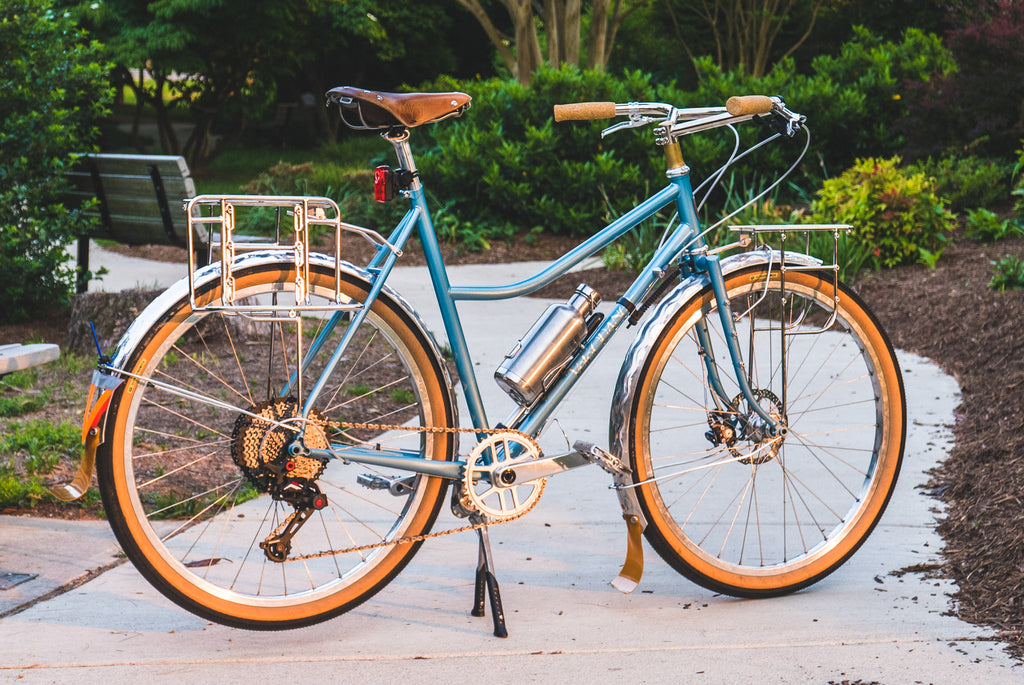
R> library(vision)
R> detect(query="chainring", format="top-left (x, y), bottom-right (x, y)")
top-left (459, 431), bottom-right (545, 521)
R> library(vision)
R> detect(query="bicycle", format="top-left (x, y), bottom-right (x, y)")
top-left (58, 88), bottom-right (906, 636)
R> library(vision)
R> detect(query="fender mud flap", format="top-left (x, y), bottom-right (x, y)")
top-left (49, 426), bottom-right (100, 502)
top-left (611, 473), bottom-right (648, 594)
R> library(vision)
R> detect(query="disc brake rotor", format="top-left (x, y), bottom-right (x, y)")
top-left (730, 389), bottom-right (785, 465)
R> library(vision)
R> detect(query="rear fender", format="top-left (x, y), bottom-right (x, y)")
top-left (56, 251), bottom-right (454, 499)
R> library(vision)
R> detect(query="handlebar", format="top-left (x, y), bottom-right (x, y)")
top-left (553, 101), bottom-right (617, 122)
top-left (552, 95), bottom-right (804, 140)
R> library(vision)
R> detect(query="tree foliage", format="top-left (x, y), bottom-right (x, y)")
top-left (73, 0), bottom-right (482, 160)
top-left (0, 0), bottom-right (112, 322)
top-left (900, 0), bottom-right (1024, 159)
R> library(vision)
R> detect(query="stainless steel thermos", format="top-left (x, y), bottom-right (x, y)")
top-left (494, 284), bottom-right (601, 406)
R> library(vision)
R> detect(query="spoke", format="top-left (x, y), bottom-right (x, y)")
top-left (165, 342), bottom-right (252, 409)
top-left (140, 396), bottom-right (232, 441)
top-left (327, 375), bottom-right (411, 413)
top-left (787, 431), bottom-right (870, 489)
top-left (152, 477), bottom-right (246, 539)
top-left (138, 450), bottom-right (220, 489)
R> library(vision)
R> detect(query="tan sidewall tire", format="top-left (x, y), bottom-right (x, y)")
top-left (630, 267), bottom-right (905, 596)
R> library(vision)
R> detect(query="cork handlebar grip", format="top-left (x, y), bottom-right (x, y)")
top-left (726, 95), bottom-right (774, 116)
top-left (553, 101), bottom-right (617, 122)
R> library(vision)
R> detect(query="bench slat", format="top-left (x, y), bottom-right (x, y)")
top-left (79, 154), bottom-right (192, 179)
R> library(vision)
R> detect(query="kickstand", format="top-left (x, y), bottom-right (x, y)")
top-left (471, 524), bottom-right (508, 638)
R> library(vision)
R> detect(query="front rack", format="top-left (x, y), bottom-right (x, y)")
top-left (730, 223), bottom-right (852, 335)
top-left (184, 194), bottom-right (397, 320)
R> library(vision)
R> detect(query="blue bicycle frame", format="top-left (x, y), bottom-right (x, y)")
top-left (296, 132), bottom-right (781, 478)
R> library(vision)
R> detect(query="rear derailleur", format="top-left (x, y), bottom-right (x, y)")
top-left (259, 473), bottom-right (329, 563)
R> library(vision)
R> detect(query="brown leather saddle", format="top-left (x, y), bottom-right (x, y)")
top-left (326, 86), bottom-right (471, 129)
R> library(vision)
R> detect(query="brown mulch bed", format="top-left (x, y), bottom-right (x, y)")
top-left (853, 233), bottom-right (1024, 658)
top-left (3, 230), bottom-right (1024, 656)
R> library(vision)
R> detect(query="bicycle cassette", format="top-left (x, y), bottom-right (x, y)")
top-left (231, 397), bottom-right (330, 492)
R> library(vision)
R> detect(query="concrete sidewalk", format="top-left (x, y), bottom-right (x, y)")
top-left (0, 244), bottom-right (1019, 682)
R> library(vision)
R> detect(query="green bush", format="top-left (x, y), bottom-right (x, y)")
top-left (990, 254), bottom-right (1024, 292)
top-left (964, 208), bottom-right (1024, 244)
top-left (417, 67), bottom-right (677, 239)
top-left (0, 1), bottom-right (112, 322)
top-left (693, 27), bottom-right (955, 178)
top-left (810, 157), bottom-right (955, 269)
top-left (908, 156), bottom-right (1013, 213)
top-left (408, 27), bottom-right (955, 243)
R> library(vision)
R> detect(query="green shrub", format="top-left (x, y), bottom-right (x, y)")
top-left (411, 28), bottom-right (955, 243)
top-left (908, 156), bottom-right (1013, 213)
top-left (964, 208), bottom-right (1024, 244)
top-left (810, 157), bottom-right (955, 269)
top-left (0, 419), bottom-right (81, 508)
top-left (990, 254), bottom-right (1024, 292)
top-left (694, 27), bottom-right (956, 178)
top-left (417, 66), bottom-right (675, 239)
top-left (0, 1), bottom-right (112, 322)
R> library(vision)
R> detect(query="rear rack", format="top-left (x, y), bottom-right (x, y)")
top-left (184, 194), bottom-right (397, 320)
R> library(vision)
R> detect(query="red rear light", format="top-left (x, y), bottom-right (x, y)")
top-left (374, 165), bottom-right (394, 202)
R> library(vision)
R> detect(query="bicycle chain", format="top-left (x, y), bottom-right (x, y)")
top-left (266, 420), bottom-right (544, 562)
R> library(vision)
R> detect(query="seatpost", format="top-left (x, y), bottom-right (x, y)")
top-left (383, 128), bottom-right (420, 191)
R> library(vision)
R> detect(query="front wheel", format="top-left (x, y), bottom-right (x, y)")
top-left (97, 261), bottom-right (457, 629)
top-left (626, 266), bottom-right (905, 597)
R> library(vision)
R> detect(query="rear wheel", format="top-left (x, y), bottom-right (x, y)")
top-left (627, 266), bottom-right (905, 597)
top-left (98, 262), bottom-right (456, 629)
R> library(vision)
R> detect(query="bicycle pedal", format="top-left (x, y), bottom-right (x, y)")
top-left (573, 441), bottom-right (629, 476)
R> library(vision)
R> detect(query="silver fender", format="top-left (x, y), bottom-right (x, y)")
top-left (101, 250), bottom-right (457, 434)
top-left (608, 249), bottom-right (823, 522)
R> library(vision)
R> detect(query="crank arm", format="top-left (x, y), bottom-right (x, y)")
top-left (491, 449), bottom-right (589, 485)
top-left (491, 441), bottom-right (629, 484)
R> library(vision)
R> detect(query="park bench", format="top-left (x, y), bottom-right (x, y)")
top-left (63, 153), bottom-right (201, 292)
top-left (0, 343), bottom-right (60, 377)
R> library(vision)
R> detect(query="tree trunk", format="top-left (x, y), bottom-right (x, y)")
top-left (564, 0), bottom-right (582, 66)
top-left (151, 74), bottom-right (180, 156)
top-left (458, 0), bottom-right (519, 76)
top-left (545, 0), bottom-right (561, 64)
top-left (588, 0), bottom-right (610, 70)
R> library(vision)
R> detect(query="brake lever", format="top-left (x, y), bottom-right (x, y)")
top-left (601, 102), bottom-right (669, 138)
top-left (601, 119), bottom-right (651, 138)
top-left (756, 101), bottom-right (805, 138)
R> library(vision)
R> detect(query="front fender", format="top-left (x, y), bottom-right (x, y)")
top-left (608, 249), bottom-right (822, 492)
